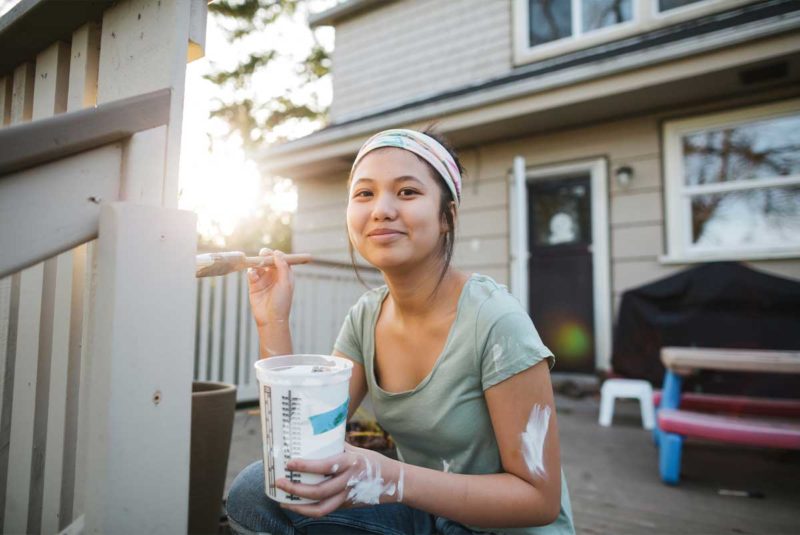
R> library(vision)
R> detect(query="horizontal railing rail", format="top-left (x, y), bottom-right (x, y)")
top-left (0, 88), bottom-right (171, 176)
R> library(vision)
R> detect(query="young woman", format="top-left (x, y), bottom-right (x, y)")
top-left (226, 129), bottom-right (575, 535)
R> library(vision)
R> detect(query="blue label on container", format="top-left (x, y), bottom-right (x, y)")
top-left (309, 397), bottom-right (349, 435)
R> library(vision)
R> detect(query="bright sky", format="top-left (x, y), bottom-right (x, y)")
top-left (0, 0), bottom-right (336, 247)
top-left (179, 2), bottom-right (335, 245)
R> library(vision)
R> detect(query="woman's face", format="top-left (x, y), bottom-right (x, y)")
top-left (347, 147), bottom-right (448, 272)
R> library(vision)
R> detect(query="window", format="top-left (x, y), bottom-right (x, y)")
top-left (528, 0), bottom-right (634, 47)
top-left (658, 0), bottom-right (706, 12)
top-left (513, 0), bottom-right (758, 65)
top-left (664, 100), bottom-right (800, 261)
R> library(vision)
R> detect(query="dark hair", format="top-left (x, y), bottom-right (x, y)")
top-left (347, 126), bottom-right (464, 298)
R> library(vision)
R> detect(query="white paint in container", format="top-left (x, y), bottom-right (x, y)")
top-left (255, 354), bottom-right (353, 504)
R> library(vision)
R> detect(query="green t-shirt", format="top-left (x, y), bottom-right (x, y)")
top-left (334, 273), bottom-right (575, 535)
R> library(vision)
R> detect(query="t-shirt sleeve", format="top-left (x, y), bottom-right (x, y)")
top-left (333, 300), bottom-right (365, 366)
top-left (479, 312), bottom-right (554, 391)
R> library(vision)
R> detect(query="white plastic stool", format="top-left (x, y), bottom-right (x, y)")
top-left (599, 378), bottom-right (655, 429)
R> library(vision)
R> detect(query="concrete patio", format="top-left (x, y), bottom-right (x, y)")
top-left (223, 392), bottom-right (800, 534)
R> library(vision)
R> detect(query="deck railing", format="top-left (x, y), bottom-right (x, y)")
top-left (0, 1), bottom-right (206, 533)
top-left (194, 261), bottom-right (384, 403)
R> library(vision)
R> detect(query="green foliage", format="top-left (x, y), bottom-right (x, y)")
top-left (299, 43), bottom-right (331, 82)
top-left (205, 0), bottom-right (331, 153)
top-left (209, 0), bottom-right (298, 39)
top-left (203, 51), bottom-right (278, 87)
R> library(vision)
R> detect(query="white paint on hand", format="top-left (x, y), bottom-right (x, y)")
top-left (332, 463), bottom-right (339, 473)
top-left (521, 404), bottom-right (551, 479)
top-left (442, 459), bottom-right (452, 473)
top-left (346, 456), bottom-right (397, 505)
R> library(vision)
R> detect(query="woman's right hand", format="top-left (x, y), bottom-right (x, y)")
top-left (247, 248), bottom-right (294, 328)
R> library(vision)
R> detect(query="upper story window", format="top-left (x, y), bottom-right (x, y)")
top-left (658, 0), bottom-right (706, 11)
top-left (528, 1), bottom-right (634, 48)
top-left (513, 0), bottom-right (759, 65)
top-left (663, 99), bottom-right (800, 262)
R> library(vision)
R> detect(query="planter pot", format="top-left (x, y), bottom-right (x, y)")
top-left (189, 381), bottom-right (237, 535)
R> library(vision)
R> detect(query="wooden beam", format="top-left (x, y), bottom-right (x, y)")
top-left (83, 202), bottom-right (196, 535)
top-left (60, 21), bottom-right (101, 531)
top-left (0, 144), bottom-right (123, 279)
top-left (1, 55), bottom-right (38, 535)
top-left (661, 346), bottom-right (800, 374)
top-left (27, 39), bottom-right (72, 535)
top-left (9, 63), bottom-right (34, 124)
top-left (0, 76), bottom-right (11, 125)
top-left (0, 87), bottom-right (170, 176)
top-left (96, 0), bottom-right (194, 209)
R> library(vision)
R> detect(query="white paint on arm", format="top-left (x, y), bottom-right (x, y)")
top-left (397, 466), bottom-right (405, 503)
top-left (521, 404), bottom-right (551, 479)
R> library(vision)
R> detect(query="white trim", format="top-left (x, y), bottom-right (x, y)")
top-left (510, 157), bottom-right (612, 371)
top-left (513, 0), bottom-right (761, 65)
top-left (682, 174), bottom-right (800, 196)
top-left (510, 156), bottom-right (529, 311)
top-left (663, 98), bottom-right (800, 263)
top-left (653, 0), bottom-right (721, 18)
top-left (660, 250), bottom-right (800, 264)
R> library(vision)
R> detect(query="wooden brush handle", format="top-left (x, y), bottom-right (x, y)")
top-left (196, 252), bottom-right (313, 277)
top-left (244, 254), bottom-right (313, 267)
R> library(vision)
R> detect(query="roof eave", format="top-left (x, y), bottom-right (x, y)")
top-left (261, 10), bottom-right (800, 177)
top-left (308, 0), bottom-right (385, 28)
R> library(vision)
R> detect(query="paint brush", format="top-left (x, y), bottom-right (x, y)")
top-left (196, 252), bottom-right (312, 278)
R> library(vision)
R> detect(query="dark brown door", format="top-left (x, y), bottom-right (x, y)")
top-left (528, 175), bottom-right (595, 373)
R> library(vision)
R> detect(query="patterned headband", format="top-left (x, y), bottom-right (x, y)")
top-left (350, 129), bottom-right (462, 206)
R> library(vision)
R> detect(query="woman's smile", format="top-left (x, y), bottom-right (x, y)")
top-left (367, 228), bottom-right (406, 243)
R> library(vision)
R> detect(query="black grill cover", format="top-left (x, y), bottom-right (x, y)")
top-left (612, 262), bottom-right (800, 398)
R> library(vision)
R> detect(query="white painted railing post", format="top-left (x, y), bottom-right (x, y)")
top-left (83, 203), bottom-right (196, 534)
top-left (79, 0), bottom-right (202, 530)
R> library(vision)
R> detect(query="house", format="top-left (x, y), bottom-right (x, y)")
top-left (258, 0), bottom-right (800, 375)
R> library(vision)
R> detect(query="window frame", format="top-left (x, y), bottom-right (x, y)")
top-left (662, 98), bottom-right (800, 263)
top-left (512, 0), bottom-right (759, 66)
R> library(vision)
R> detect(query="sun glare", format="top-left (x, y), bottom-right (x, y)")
top-left (176, 4), bottom-right (328, 249)
top-left (179, 137), bottom-right (262, 241)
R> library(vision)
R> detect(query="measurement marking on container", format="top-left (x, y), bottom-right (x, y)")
top-left (282, 389), bottom-right (303, 501)
top-left (264, 385), bottom-right (275, 494)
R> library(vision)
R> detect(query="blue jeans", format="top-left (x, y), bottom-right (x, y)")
top-left (226, 461), bottom-right (490, 535)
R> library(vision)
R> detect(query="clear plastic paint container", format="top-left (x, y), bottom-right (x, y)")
top-left (254, 355), bottom-right (353, 504)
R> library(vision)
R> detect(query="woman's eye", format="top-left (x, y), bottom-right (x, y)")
top-left (354, 190), bottom-right (372, 198)
top-left (399, 188), bottom-right (419, 197)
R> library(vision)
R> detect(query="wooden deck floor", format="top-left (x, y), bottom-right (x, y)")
top-left (224, 394), bottom-right (800, 534)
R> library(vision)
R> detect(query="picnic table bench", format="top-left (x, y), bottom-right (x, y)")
top-left (656, 347), bottom-right (800, 485)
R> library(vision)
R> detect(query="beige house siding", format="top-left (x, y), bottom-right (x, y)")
top-left (330, 0), bottom-right (511, 123)
top-left (294, 90), bottom-right (800, 315)
top-left (294, 175), bottom-right (349, 261)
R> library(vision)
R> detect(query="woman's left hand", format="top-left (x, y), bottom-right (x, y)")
top-left (277, 443), bottom-right (403, 518)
